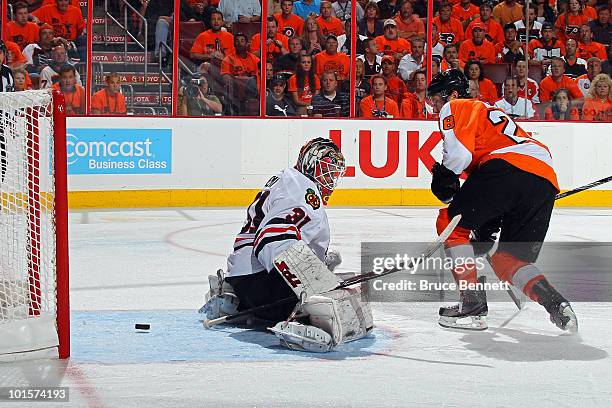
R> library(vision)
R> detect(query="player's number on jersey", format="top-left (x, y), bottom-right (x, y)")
top-left (241, 190), bottom-right (270, 234)
top-left (240, 191), bottom-right (311, 234)
top-left (487, 109), bottom-right (530, 144)
top-left (285, 207), bottom-right (311, 229)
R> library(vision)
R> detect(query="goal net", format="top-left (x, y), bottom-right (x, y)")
top-left (0, 90), bottom-right (69, 361)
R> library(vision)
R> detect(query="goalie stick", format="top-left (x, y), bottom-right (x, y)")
top-left (203, 214), bottom-right (462, 328)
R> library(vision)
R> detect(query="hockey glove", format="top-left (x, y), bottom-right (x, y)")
top-left (324, 249), bottom-right (342, 272)
top-left (470, 217), bottom-right (502, 257)
top-left (431, 162), bottom-right (459, 204)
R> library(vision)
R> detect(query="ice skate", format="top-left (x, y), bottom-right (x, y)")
top-left (532, 279), bottom-right (578, 333)
top-left (439, 277), bottom-right (488, 331)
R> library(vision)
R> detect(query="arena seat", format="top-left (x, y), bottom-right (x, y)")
top-left (536, 101), bottom-right (550, 119)
top-left (527, 64), bottom-right (544, 84)
top-left (483, 63), bottom-right (511, 96)
top-left (483, 63), bottom-right (511, 84)
top-left (246, 99), bottom-right (260, 116)
top-left (227, 77), bottom-right (258, 116)
top-left (179, 22), bottom-right (206, 58)
top-left (232, 22), bottom-right (261, 42)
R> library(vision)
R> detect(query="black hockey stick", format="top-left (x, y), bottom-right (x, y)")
top-left (489, 175), bottom-right (612, 310)
top-left (337, 214), bottom-right (462, 288)
top-left (203, 215), bottom-right (462, 328)
top-left (555, 175), bottom-right (612, 200)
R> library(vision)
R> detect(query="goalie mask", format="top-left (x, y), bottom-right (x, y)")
top-left (296, 138), bottom-right (346, 204)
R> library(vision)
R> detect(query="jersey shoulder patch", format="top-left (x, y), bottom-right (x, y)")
top-left (442, 114), bottom-right (455, 130)
top-left (305, 188), bottom-right (321, 210)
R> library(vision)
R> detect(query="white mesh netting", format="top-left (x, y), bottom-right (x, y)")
top-left (0, 90), bottom-right (58, 355)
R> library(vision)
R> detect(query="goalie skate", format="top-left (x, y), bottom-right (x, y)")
top-left (438, 277), bottom-right (488, 331)
top-left (269, 321), bottom-right (333, 353)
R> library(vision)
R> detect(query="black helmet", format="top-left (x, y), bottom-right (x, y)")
top-left (426, 69), bottom-right (470, 99)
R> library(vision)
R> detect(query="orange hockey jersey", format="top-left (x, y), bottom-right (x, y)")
top-left (438, 99), bottom-right (559, 190)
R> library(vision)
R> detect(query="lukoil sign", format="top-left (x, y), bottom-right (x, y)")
top-left (66, 128), bottom-right (172, 174)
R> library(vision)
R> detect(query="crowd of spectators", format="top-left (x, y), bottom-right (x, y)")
top-left (177, 0), bottom-right (609, 119)
top-left (2, 0), bottom-right (611, 120)
top-left (2, 0), bottom-right (127, 115)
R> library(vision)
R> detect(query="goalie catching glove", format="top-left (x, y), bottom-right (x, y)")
top-left (431, 162), bottom-right (460, 204)
top-left (324, 249), bottom-right (342, 272)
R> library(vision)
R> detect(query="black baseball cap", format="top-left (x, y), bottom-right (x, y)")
top-left (270, 74), bottom-right (287, 85)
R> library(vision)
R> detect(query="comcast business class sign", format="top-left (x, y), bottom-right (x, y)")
top-left (66, 129), bottom-right (172, 174)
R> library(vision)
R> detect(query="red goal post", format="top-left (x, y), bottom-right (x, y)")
top-left (0, 89), bottom-right (69, 360)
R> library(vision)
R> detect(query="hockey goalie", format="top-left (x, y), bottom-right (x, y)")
top-left (200, 138), bottom-right (373, 352)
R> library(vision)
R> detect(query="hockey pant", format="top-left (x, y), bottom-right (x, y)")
top-left (437, 159), bottom-right (558, 302)
top-left (226, 269), bottom-right (299, 322)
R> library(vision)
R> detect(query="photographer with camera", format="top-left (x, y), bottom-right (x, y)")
top-left (178, 74), bottom-right (223, 116)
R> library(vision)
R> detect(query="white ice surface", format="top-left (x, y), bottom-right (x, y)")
top-left (1, 207), bottom-right (611, 407)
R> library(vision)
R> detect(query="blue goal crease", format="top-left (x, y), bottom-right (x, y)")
top-left (71, 310), bottom-right (394, 364)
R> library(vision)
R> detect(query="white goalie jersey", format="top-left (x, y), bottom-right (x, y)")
top-left (226, 167), bottom-right (331, 278)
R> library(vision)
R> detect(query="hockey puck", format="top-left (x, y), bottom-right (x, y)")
top-left (135, 323), bottom-right (150, 330)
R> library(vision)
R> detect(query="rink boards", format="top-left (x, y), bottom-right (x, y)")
top-left (62, 117), bottom-right (612, 208)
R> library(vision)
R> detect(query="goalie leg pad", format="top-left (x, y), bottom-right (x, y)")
top-left (199, 293), bottom-right (240, 320)
top-left (303, 287), bottom-right (374, 346)
top-left (204, 271), bottom-right (235, 303)
top-left (199, 271), bottom-right (239, 320)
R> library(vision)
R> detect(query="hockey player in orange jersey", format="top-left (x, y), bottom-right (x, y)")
top-left (426, 69), bottom-right (578, 333)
